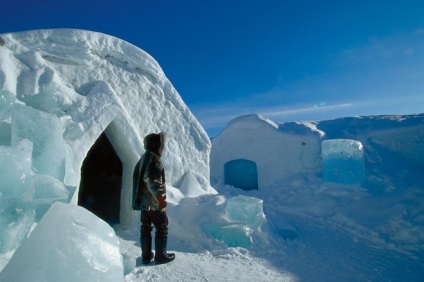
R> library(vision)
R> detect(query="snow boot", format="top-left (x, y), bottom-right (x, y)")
top-left (154, 237), bottom-right (175, 264)
top-left (141, 237), bottom-right (154, 264)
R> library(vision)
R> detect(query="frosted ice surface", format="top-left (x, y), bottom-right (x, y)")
top-left (122, 253), bottom-right (136, 275)
top-left (0, 202), bottom-right (124, 282)
top-left (11, 104), bottom-right (65, 181)
top-left (0, 90), bottom-right (15, 120)
top-left (0, 139), bottom-right (33, 198)
top-left (0, 122), bottom-right (11, 146)
top-left (322, 139), bottom-right (365, 184)
top-left (204, 195), bottom-right (264, 248)
top-left (0, 139), bottom-right (35, 253)
top-left (226, 195), bottom-right (264, 229)
top-left (204, 222), bottom-right (252, 248)
top-left (33, 174), bottom-right (70, 220)
top-left (0, 207), bottom-right (35, 253)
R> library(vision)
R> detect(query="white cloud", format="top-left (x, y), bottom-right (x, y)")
top-left (260, 103), bottom-right (353, 118)
top-left (414, 28), bottom-right (424, 34)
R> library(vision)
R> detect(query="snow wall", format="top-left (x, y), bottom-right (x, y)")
top-left (211, 114), bottom-right (424, 190)
top-left (0, 29), bottom-right (210, 226)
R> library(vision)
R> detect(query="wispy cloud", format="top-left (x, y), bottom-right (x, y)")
top-left (192, 28), bottom-right (424, 136)
top-left (192, 91), bottom-right (424, 135)
top-left (414, 28), bottom-right (424, 34)
top-left (260, 103), bottom-right (353, 119)
top-left (191, 101), bottom-right (355, 130)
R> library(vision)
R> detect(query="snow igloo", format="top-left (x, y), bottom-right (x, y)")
top-left (210, 114), bottom-right (324, 190)
top-left (0, 28), bottom-right (210, 238)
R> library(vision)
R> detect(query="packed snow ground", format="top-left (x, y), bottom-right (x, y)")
top-left (115, 177), bottom-right (423, 281)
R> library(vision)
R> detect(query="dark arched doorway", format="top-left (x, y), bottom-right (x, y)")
top-left (224, 159), bottom-right (258, 190)
top-left (78, 131), bottom-right (122, 224)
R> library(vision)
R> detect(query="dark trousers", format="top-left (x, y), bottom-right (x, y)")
top-left (141, 209), bottom-right (169, 239)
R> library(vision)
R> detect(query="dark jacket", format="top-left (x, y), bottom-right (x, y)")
top-left (132, 132), bottom-right (167, 211)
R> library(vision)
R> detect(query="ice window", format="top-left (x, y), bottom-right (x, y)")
top-left (224, 159), bottom-right (258, 190)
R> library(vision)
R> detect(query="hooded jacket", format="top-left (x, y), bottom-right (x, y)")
top-left (132, 132), bottom-right (167, 211)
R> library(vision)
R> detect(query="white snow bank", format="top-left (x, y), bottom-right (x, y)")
top-left (179, 171), bottom-right (218, 198)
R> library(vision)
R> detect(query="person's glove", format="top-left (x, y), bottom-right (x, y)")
top-left (157, 195), bottom-right (167, 209)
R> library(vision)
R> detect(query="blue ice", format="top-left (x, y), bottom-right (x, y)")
top-left (224, 159), bottom-right (258, 190)
top-left (11, 104), bottom-right (66, 181)
top-left (0, 139), bottom-right (35, 253)
top-left (205, 195), bottom-right (265, 248)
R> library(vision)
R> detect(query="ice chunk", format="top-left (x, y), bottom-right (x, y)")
top-left (204, 222), bottom-right (252, 248)
top-left (0, 122), bottom-right (11, 146)
top-left (0, 139), bottom-right (35, 253)
top-left (226, 195), bottom-right (264, 229)
top-left (322, 139), bottom-right (365, 184)
top-left (0, 202), bottom-right (35, 253)
top-left (32, 174), bottom-right (71, 220)
top-left (11, 104), bottom-right (66, 181)
top-left (0, 202), bottom-right (124, 282)
top-left (0, 139), bottom-right (34, 198)
top-left (0, 90), bottom-right (15, 120)
top-left (33, 174), bottom-right (69, 199)
top-left (204, 196), bottom-right (264, 248)
top-left (122, 253), bottom-right (136, 275)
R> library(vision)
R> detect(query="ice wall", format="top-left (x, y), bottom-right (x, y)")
top-left (0, 202), bottom-right (124, 282)
top-left (0, 140), bottom-right (35, 253)
top-left (0, 138), bottom-right (70, 253)
top-left (12, 104), bottom-right (66, 181)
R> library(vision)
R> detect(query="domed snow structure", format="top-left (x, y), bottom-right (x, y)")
top-left (210, 114), bottom-right (324, 190)
top-left (0, 29), bottom-right (210, 233)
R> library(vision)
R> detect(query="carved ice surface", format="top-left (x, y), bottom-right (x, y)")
top-left (0, 202), bottom-right (124, 282)
top-left (11, 104), bottom-right (66, 181)
top-left (322, 139), bottom-right (365, 184)
top-left (32, 174), bottom-right (70, 221)
top-left (205, 195), bottom-right (264, 248)
top-left (0, 90), bottom-right (15, 120)
top-left (0, 140), bottom-right (35, 253)
top-left (226, 195), bottom-right (264, 229)
top-left (204, 222), bottom-right (252, 248)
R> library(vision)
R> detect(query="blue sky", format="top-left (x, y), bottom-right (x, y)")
top-left (2, 0), bottom-right (424, 136)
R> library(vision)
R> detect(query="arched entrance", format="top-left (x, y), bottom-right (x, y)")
top-left (224, 159), bottom-right (258, 190)
top-left (78, 131), bottom-right (123, 224)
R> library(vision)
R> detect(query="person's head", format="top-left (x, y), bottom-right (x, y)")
top-left (144, 132), bottom-right (166, 157)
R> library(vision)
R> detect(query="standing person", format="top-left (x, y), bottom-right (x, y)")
top-left (132, 132), bottom-right (175, 264)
